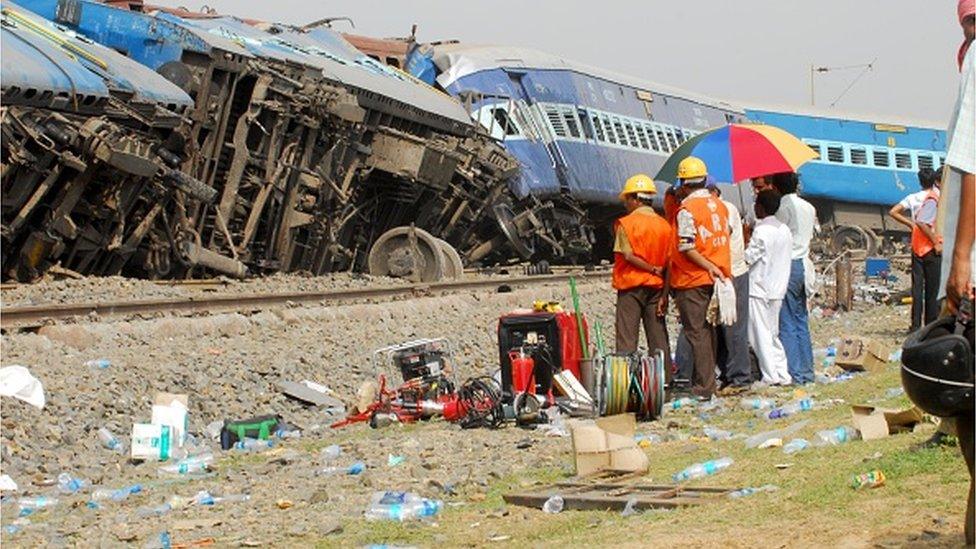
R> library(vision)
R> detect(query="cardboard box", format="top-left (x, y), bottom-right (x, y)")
top-left (835, 338), bottom-right (889, 373)
top-left (131, 423), bottom-right (173, 461)
top-left (851, 405), bottom-right (924, 440)
top-left (568, 413), bottom-right (648, 477)
top-left (151, 392), bottom-right (188, 448)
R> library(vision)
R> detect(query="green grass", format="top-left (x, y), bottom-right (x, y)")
top-left (310, 358), bottom-right (971, 547)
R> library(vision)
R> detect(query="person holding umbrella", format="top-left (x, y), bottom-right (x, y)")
top-left (611, 174), bottom-right (674, 379)
top-left (670, 157), bottom-right (732, 399)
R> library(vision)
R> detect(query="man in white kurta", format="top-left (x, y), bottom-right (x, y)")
top-left (744, 190), bottom-right (794, 385)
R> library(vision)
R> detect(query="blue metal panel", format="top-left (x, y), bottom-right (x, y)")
top-left (15, 0), bottom-right (223, 70)
top-left (405, 45), bottom-right (436, 85)
top-left (1, 4), bottom-right (109, 106)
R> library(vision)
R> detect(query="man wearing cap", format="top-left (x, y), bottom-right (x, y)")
top-left (613, 174), bottom-right (674, 378)
top-left (670, 158), bottom-right (732, 399)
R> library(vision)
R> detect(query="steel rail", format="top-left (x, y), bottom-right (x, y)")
top-left (0, 271), bottom-right (610, 330)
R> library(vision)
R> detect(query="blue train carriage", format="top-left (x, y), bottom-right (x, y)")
top-left (744, 108), bottom-right (947, 255)
top-left (406, 43), bottom-right (749, 261)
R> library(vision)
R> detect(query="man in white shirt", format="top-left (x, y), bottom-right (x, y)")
top-left (709, 183), bottom-right (752, 393)
top-left (772, 172), bottom-right (818, 384)
top-left (931, 2), bottom-right (975, 543)
top-left (744, 190), bottom-right (793, 385)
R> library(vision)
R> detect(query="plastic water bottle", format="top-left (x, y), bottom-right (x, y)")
top-left (669, 397), bottom-right (696, 410)
top-left (739, 397), bottom-right (775, 410)
top-left (136, 503), bottom-right (172, 518)
top-left (193, 490), bottom-right (216, 506)
top-left (91, 484), bottom-right (142, 503)
top-left (321, 444), bottom-right (341, 461)
top-left (885, 387), bottom-right (905, 398)
top-left (144, 531), bottom-right (172, 549)
top-left (364, 491), bottom-right (443, 521)
top-left (672, 457), bottom-right (733, 482)
top-left (768, 399), bottom-right (814, 419)
top-left (17, 496), bottom-right (58, 516)
top-left (56, 473), bottom-right (89, 494)
top-left (728, 485), bottom-right (778, 498)
top-left (85, 359), bottom-right (111, 369)
top-left (157, 453), bottom-right (213, 476)
top-left (275, 427), bottom-right (301, 439)
top-left (815, 426), bottom-right (859, 446)
top-left (234, 438), bottom-right (274, 452)
top-left (214, 494), bottom-right (251, 504)
top-left (703, 426), bottom-right (733, 441)
top-left (782, 438), bottom-right (810, 454)
top-left (97, 427), bottom-right (125, 454)
top-left (541, 495), bottom-right (564, 514)
top-left (319, 461), bottom-right (365, 476)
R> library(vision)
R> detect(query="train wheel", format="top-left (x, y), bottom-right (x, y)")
top-left (434, 237), bottom-right (464, 279)
top-left (830, 225), bottom-right (878, 256)
top-left (368, 226), bottom-right (445, 282)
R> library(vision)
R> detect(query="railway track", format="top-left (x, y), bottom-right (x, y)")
top-left (0, 271), bottom-right (610, 331)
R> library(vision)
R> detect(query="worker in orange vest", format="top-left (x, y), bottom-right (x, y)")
top-left (670, 157), bottom-right (732, 399)
top-left (909, 168), bottom-right (943, 329)
top-left (612, 174), bottom-right (673, 378)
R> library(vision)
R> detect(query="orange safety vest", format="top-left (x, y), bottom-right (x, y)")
top-left (911, 189), bottom-right (941, 257)
top-left (670, 195), bottom-right (732, 289)
top-left (612, 210), bottom-right (673, 290)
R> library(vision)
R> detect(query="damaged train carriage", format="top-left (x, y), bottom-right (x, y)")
top-left (0, 3), bottom-right (213, 281)
top-left (7, 0), bottom-right (536, 282)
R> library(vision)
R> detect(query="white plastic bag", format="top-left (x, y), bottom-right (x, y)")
top-left (0, 366), bottom-right (45, 409)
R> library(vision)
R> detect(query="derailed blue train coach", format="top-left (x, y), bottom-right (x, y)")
top-left (407, 43), bottom-right (947, 255)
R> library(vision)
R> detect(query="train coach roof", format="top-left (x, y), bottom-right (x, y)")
top-left (426, 43), bottom-right (743, 113)
top-left (741, 102), bottom-right (946, 132)
top-left (161, 15), bottom-right (475, 129)
top-left (2, 3), bottom-right (192, 109)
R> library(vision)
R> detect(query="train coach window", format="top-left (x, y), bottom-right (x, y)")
top-left (894, 151), bottom-right (913, 170)
top-left (635, 124), bottom-right (650, 149)
top-left (826, 145), bottom-right (844, 163)
top-left (562, 109), bottom-right (581, 138)
top-left (654, 126), bottom-right (670, 152)
top-left (492, 108), bottom-right (520, 137)
top-left (543, 106), bottom-right (567, 138)
top-left (804, 141), bottom-right (821, 158)
top-left (850, 147), bottom-right (867, 165)
top-left (938, 155), bottom-right (946, 167)
top-left (917, 154), bottom-right (934, 171)
top-left (666, 128), bottom-right (679, 152)
top-left (872, 149), bottom-right (890, 167)
top-left (600, 115), bottom-right (617, 144)
top-left (612, 117), bottom-right (628, 147)
top-left (623, 121), bottom-right (639, 149)
top-left (590, 112), bottom-right (606, 142)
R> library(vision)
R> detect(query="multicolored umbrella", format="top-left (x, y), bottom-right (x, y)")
top-left (655, 123), bottom-right (819, 184)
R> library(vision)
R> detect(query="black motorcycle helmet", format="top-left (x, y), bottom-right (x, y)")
top-left (900, 311), bottom-right (974, 418)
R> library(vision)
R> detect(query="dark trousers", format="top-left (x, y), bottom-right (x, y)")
top-left (716, 272), bottom-right (752, 387)
top-left (615, 286), bottom-right (673, 382)
top-left (910, 251), bottom-right (942, 330)
top-left (675, 285), bottom-right (716, 398)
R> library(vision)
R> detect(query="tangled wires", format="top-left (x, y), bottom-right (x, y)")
top-left (455, 376), bottom-right (505, 429)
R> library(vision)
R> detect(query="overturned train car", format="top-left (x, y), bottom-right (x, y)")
top-left (2, 0), bottom-right (552, 282)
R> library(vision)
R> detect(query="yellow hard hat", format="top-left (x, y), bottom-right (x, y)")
top-left (677, 156), bottom-right (708, 180)
top-left (620, 174), bottom-right (657, 199)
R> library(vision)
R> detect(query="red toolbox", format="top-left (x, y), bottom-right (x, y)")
top-left (497, 311), bottom-right (589, 402)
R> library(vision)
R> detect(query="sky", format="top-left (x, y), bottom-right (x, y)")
top-left (153, 0), bottom-right (964, 126)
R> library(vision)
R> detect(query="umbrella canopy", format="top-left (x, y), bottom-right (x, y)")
top-left (655, 123), bottom-right (818, 184)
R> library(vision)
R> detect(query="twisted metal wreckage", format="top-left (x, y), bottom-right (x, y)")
top-left (1, 1), bottom-right (579, 282)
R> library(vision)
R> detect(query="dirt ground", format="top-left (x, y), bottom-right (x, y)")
top-left (0, 272), bottom-right (970, 547)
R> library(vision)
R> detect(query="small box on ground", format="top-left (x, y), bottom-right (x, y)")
top-left (851, 405), bottom-right (924, 440)
top-left (131, 423), bottom-right (173, 461)
top-left (568, 413), bottom-right (648, 477)
top-left (151, 392), bottom-right (189, 448)
top-left (835, 338), bottom-right (889, 373)
top-left (864, 257), bottom-right (891, 278)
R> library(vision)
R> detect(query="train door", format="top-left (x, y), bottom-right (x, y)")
top-left (504, 70), bottom-right (573, 195)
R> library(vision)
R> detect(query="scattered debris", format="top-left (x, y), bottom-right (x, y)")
top-left (364, 491), bottom-right (443, 521)
top-left (0, 366), bottom-right (45, 409)
top-left (569, 414), bottom-right (648, 477)
top-left (851, 470), bottom-right (886, 490)
top-left (505, 481), bottom-right (738, 511)
top-left (850, 405), bottom-right (922, 440)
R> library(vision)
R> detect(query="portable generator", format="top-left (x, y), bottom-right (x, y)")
top-left (373, 338), bottom-right (455, 401)
top-left (496, 311), bottom-right (588, 404)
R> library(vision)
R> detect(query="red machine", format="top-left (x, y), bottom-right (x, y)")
top-left (497, 311), bottom-right (589, 402)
